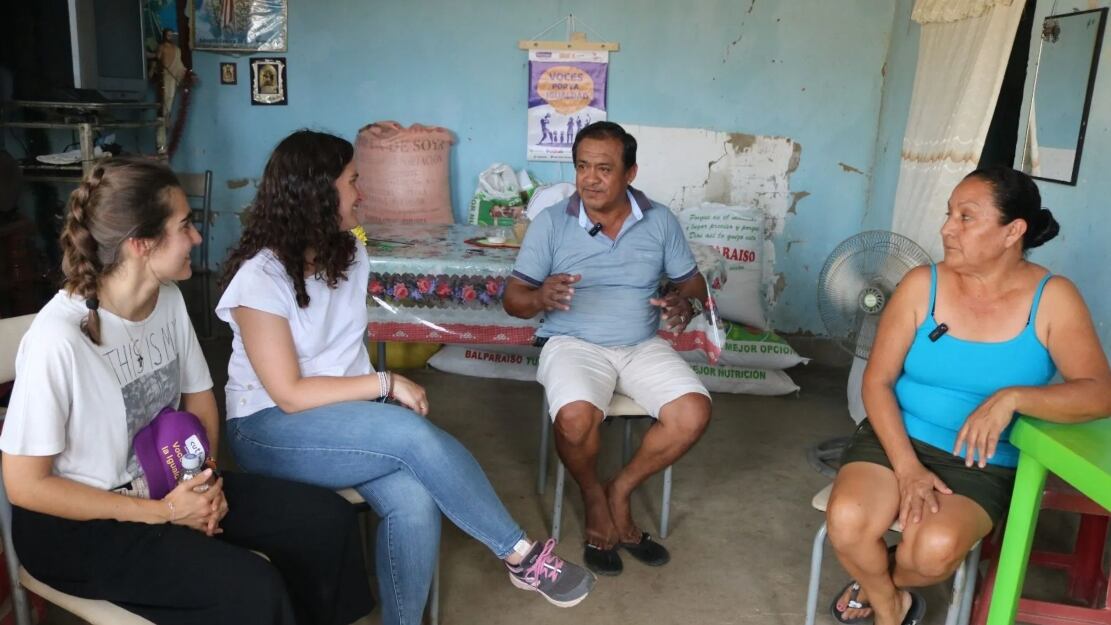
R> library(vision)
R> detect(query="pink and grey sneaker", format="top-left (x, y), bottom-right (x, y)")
top-left (506, 539), bottom-right (596, 608)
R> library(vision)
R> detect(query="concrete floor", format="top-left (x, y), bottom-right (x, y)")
top-left (42, 302), bottom-right (1091, 624)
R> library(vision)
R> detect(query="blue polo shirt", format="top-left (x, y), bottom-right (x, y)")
top-left (512, 187), bottom-right (698, 347)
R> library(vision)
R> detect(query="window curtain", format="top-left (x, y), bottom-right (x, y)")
top-left (891, 0), bottom-right (1025, 258)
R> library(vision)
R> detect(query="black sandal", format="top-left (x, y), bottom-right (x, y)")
top-left (830, 544), bottom-right (899, 624)
top-left (617, 532), bottom-right (670, 566)
top-left (583, 543), bottom-right (623, 576)
top-left (900, 590), bottom-right (926, 625)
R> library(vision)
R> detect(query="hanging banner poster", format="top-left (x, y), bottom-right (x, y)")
top-left (527, 49), bottom-right (608, 162)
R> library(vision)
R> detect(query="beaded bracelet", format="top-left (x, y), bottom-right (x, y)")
top-left (377, 371), bottom-right (392, 400)
top-left (166, 500), bottom-right (176, 523)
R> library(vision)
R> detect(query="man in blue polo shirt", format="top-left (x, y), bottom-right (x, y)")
top-left (504, 122), bottom-right (712, 576)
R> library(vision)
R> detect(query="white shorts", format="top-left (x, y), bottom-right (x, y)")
top-left (537, 336), bottom-right (710, 421)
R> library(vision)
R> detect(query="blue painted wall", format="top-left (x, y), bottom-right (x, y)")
top-left (864, 0), bottom-right (918, 232)
top-left (866, 0), bottom-right (1111, 353)
top-left (175, 0), bottom-right (899, 334)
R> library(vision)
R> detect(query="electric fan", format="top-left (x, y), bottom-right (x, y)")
top-left (807, 230), bottom-right (932, 476)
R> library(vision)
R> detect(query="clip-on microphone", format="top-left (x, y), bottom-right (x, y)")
top-left (588, 222), bottom-right (603, 236)
top-left (928, 323), bottom-right (949, 342)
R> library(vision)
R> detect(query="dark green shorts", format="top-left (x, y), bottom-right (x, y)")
top-left (840, 420), bottom-right (1016, 524)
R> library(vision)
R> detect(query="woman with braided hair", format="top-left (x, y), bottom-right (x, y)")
top-left (0, 158), bottom-right (373, 625)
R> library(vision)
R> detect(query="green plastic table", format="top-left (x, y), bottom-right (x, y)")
top-left (987, 416), bottom-right (1111, 625)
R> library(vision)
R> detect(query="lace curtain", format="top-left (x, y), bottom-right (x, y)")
top-left (890, 0), bottom-right (1025, 258)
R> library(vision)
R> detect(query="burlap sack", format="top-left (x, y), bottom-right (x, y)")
top-left (355, 121), bottom-right (454, 224)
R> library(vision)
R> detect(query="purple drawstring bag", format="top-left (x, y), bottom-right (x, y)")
top-left (132, 406), bottom-right (211, 500)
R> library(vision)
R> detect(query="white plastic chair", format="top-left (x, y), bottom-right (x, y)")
top-left (0, 314), bottom-right (34, 420)
top-left (537, 393), bottom-right (674, 541)
top-left (804, 483), bottom-right (981, 625)
top-left (1, 313), bottom-right (157, 625)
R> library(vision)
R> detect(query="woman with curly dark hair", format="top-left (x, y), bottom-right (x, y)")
top-left (218, 130), bottom-right (595, 625)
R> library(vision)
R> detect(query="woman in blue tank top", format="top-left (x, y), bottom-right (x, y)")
top-left (825, 167), bottom-right (1111, 625)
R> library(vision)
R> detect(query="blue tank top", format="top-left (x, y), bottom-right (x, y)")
top-left (893, 264), bottom-right (1056, 468)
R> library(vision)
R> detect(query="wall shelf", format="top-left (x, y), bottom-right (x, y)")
top-left (0, 99), bottom-right (166, 181)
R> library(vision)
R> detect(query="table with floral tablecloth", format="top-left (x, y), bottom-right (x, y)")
top-left (362, 223), bottom-right (729, 357)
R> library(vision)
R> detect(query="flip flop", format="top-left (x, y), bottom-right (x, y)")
top-left (829, 543), bottom-right (901, 624)
top-left (830, 581), bottom-right (873, 624)
top-left (617, 532), bottom-right (670, 566)
top-left (583, 543), bottom-right (623, 576)
top-left (900, 590), bottom-right (927, 625)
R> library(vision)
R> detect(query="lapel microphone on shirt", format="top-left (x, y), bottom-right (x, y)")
top-left (929, 323), bottom-right (949, 342)
top-left (588, 222), bottom-right (603, 236)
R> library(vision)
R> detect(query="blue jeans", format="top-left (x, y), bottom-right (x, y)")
top-left (227, 400), bottom-right (526, 625)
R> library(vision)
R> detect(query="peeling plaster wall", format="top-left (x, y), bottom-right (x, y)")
top-left (624, 125), bottom-right (799, 313)
top-left (177, 0), bottom-right (897, 335)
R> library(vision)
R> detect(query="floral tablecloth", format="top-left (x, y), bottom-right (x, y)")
top-left (363, 223), bottom-right (727, 354)
top-left (364, 224), bottom-right (536, 344)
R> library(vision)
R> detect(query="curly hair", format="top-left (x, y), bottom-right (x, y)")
top-left (221, 130), bottom-right (357, 307)
top-left (59, 158), bottom-right (181, 344)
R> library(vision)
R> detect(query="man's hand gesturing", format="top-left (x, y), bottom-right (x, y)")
top-left (536, 273), bottom-right (582, 311)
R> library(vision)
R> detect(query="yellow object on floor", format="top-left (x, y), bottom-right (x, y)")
top-left (369, 342), bottom-right (442, 370)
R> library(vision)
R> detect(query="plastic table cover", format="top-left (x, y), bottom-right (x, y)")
top-left (363, 223), bottom-right (727, 361)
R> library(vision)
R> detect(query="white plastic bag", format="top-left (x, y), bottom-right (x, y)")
top-left (477, 163), bottom-right (522, 200)
top-left (468, 164), bottom-right (540, 226)
top-left (678, 203), bottom-right (767, 328)
top-left (526, 182), bottom-right (576, 220)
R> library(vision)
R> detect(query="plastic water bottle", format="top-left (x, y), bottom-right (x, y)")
top-left (179, 453), bottom-right (210, 493)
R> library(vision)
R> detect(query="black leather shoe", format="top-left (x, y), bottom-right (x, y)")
top-left (617, 532), bottom-right (670, 566)
top-left (583, 543), bottom-right (623, 576)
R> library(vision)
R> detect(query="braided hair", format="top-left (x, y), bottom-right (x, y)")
top-left (59, 158), bottom-right (181, 344)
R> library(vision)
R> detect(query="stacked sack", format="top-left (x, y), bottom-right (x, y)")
top-left (673, 202), bottom-right (806, 395)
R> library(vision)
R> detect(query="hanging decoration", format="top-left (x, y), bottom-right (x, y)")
top-left (519, 16), bottom-right (618, 162)
top-left (191, 0), bottom-right (287, 52)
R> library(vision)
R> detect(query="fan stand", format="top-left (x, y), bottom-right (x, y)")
top-left (806, 436), bottom-right (850, 478)
top-left (808, 354), bottom-right (868, 478)
top-left (813, 230), bottom-right (933, 479)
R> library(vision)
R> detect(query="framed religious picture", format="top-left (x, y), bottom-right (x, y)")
top-left (191, 0), bottom-right (288, 52)
top-left (219, 62), bottom-right (237, 85)
top-left (250, 57), bottom-right (287, 105)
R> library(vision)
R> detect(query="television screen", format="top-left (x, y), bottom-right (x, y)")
top-left (94, 0), bottom-right (145, 81)
top-left (70, 0), bottom-right (147, 100)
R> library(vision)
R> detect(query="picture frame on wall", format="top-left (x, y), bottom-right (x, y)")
top-left (219, 62), bottom-right (237, 85)
top-left (191, 0), bottom-right (288, 52)
top-left (250, 57), bottom-right (287, 105)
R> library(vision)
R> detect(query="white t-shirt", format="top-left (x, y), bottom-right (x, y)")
top-left (216, 244), bottom-right (372, 419)
top-left (0, 285), bottom-right (213, 490)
